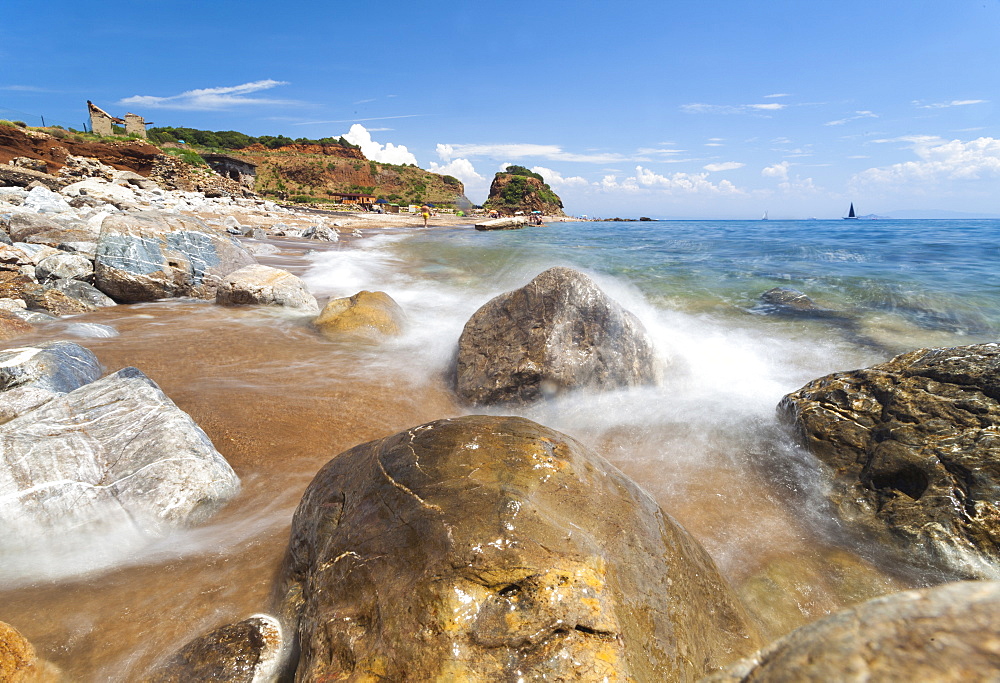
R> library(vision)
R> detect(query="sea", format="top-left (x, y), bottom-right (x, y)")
top-left (3, 217), bottom-right (999, 679)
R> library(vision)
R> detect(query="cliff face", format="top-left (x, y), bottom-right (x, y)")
top-left (231, 146), bottom-right (468, 207)
top-left (0, 125), bottom-right (162, 175)
top-left (483, 172), bottom-right (565, 216)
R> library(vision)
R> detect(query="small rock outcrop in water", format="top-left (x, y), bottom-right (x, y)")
top-left (215, 264), bottom-right (319, 314)
top-left (755, 286), bottom-right (831, 315)
top-left (94, 210), bottom-right (255, 303)
top-left (277, 415), bottom-right (761, 681)
top-left (312, 290), bottom-right (404, 338)
top-left (474, 216), bottom-right (527, 230)
top-left (779, 342), bottom-right (1000, 577)
top-left (0, 366), bottom-right (240, 559)
top-left (143, 615), bottom-right (283, 683)
top-left (0, 340), bottom-right (102, 395)
top-left (705, 581), bottom-right (1000, 681)
top-left (455, 267), bottom-right (660, 405)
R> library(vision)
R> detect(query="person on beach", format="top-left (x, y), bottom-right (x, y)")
top-left (421, 205), bottom-right (431, 227)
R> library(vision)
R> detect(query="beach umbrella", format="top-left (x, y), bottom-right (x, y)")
top-left (426, 203), bottom-right (435, 208)
top-left (531, 210), bottom-right (541, 214)
top-left (375, 198), bottom-right (389, 204)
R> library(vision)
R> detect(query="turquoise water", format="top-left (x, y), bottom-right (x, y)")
top-left (401, 218), bottom-right (1000, 337)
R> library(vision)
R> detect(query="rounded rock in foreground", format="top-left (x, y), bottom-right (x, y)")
top-left (312, 290), bottom-right (404, 338)
top-left (705, 581), bottom-right (1000, 681)
top-left (215, 264), bottom-right (319, 314)
top-left (278, 415), bottom-right (761, 681)
top-left (455, 267), bottom-right (661, 405)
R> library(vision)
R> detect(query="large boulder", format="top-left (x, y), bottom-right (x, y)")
top-left (143, 615), bottom-right (283, 683)
top-left (0, 366), bottom-right (240, 561)
top-left (705, 581), bottom-right (1000, 681)
top-left (93, 210), bottom-right (256, 302)
top-left (455, 267), bottom-right (661, 405)
top-left (215, 264), bottom-right (319, 314)
top-left (779, 342), bottom-right (1000, 578)
top-left (277, 415), bottom-right (761, 681)
top-left (312, 290), bottom-right (404, 338)
top-left (35, 253), bottom-right (94, 283)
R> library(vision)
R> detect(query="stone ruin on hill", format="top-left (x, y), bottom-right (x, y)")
top-left (87, 101), bottom-right (151, 139)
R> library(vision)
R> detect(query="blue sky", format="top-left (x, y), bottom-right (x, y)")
top-left (3, 0), bottom-right (999, 218)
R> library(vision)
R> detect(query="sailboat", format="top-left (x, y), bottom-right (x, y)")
top-left (843, 202), bottom-right (858, 220)
top-left (761, 210), bottom-right (768, 221)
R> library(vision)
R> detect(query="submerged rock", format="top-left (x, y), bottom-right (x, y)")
top-left (278, 415), bottom-right (761, 681)
top-left (779, 342), bottom-right (1000, 578)
top-left (93, 210), bottom-right (256, 303)
top-left (455, 267), bottom-right (661, 405)
top-left (706, 581), bottom-right (1000, 681)
top-left (143, 615), bottom-right (283, 683)
top-left (312, 290), bottom-right (404, 338)
top-left (755, 286), bottom-right (833, 316)
top-left (215, 264), bottom-right (319, 314)
top-left (0, 367), bottom-right (240, 555)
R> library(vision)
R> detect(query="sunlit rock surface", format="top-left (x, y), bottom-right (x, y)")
top-left (0, 620), bottom-right (62, 682)
top-left (312, 290), bottom-right (404, 339)
top-left (0, 366), bottom-right (240, 559)
top-left (215, 264), bottom-right (319, 314)
top-left (779, 342), bottom-right (1000, 578)
top-left (142, 615), bottom-right (283, 683)
top-left (94, 210), bottom-right (255, 302)
top-left (455, 267), bottom-right (661, 405)
top-left (704, 581), bottom-right (1000, 681)
top-left (278, 415), bottom-right (761, 681)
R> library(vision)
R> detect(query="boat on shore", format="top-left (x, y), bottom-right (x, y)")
top-left (844, 202), bottom-right (858, 220)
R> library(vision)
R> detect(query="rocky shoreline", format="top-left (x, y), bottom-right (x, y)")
top-left (2, 159), bottom-right (1000, 679)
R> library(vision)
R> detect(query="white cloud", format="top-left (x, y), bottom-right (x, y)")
top-left (530, 166), bottom-right (589, 187)
top-left (342, 124), bottom-right (418, 165)
top-left (599, 166), bottom-right (742, 195)
top-left (682, 102), bottom-right (785, 114)
top-left (703, 161), bottom-right (745, 172)
top-left (913, 99), bottom-right (987, 109)
top-left (762, 161), bottom-right (790, 180)
top-left (429, 157), bottom-right (484, 183)
top-left (764, 93), bottom-right (791, 98)
top-left (438, 142), bottom-right (629, 164)
top-left (119, 80), bottom-right (292, 110)
top-left (825, 110), bottom-right (878, 126)
top-left (853, 136), bottom-right (1000, 184)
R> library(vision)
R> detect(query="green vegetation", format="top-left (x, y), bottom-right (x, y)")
top-left (500, 165), bottom-right (544, 181)
top-left (490, 173), bottom-right (561, 208)
top-left (164, 148), bottom-right (208, 167)
top-left (0, 120), bottom-right (14, 128)
top-left (147, 126), bottom-right (361, 151)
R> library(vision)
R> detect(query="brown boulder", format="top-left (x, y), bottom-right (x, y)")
top-left (142, 615), bottom-right (282, 683)
top-left (779, 342), bottom-right (1000, 578)
top-left (278, 415), bottom-right (761, 681)
top-left (455, 267), bottom-right (661, 405)
top-left (313, 290), bottom-right (404, 338)
top-left (705, 581), bottom-right (1000, 681)
top-left (0, 310), bottom-right (32, 340)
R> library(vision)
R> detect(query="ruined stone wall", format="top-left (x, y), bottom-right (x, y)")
top-left (124, 113), bottom-right (148, 139)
